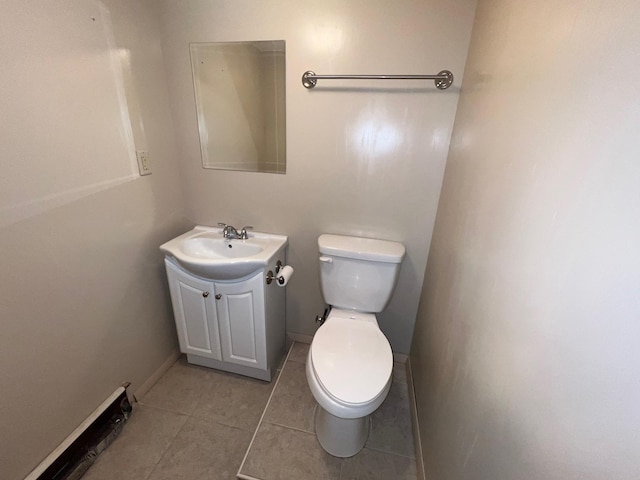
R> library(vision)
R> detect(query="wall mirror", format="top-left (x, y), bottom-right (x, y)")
top-left (190, 41), bottom-right (286, 174)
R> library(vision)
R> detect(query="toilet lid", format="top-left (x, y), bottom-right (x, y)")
top-left (311, 314), bottom-right (393, 405)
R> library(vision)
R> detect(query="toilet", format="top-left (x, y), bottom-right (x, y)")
top-left (306, 233), bottom-right (406, 457)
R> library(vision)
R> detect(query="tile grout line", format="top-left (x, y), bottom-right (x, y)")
top-left (236, 473), bottom-right (260, 480)
top-left (260, 419), bottom-right (315, 436)
top-left (135, 400), bottom-right (196, 417)
top-left (236, 342), bottom-right (297, 478)
top-left (338, 455), bottom-right (346, 480)
top-left (237, 472), bottom-right (262, 480)
top-left (363, 445), bottom-right (417, 460)
top-left (139, 405), bottom-right (191, 480)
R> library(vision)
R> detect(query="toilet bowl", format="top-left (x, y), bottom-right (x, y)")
top-left (306, 234), bottom-right (405, 457)
top-left (306, 309), bottom-right (393, 457)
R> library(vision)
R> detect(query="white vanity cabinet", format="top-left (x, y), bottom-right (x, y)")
top-left (164, 257), bottom-right (285, 381)
top-left (165, 260), bottom-right (222, 361)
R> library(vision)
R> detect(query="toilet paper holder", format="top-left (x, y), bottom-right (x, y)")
top-left (266, 261), bottom-right (285, 285)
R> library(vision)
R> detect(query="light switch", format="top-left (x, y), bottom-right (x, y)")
top-left (136, 150), bottom-right (152, 175)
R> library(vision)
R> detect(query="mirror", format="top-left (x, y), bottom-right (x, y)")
top-left (190, 41), bottom-right (286, 174)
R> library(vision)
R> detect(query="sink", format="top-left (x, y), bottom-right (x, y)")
top-left (180, 237), bottom-right (264, 259)
top-left (160, 226), bottom-right (288, 280)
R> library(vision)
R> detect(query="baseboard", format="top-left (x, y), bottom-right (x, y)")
top-left (286, 332), bottom-right (313, 344)
top-left (24, 386), bottom-right (131, 480)
top-left (393, 352), bottom-right (408, 364)
top-left (407, 357), bottom-right (426, 480)
top-left (133, 349), bottom-right (180, 401)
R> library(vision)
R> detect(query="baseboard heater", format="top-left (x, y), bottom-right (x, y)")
top-left (24, 383), bottom-right (133, 480)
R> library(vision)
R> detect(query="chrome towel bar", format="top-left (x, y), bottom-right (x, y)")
top-left (301, 70), bottom-right (454, 90)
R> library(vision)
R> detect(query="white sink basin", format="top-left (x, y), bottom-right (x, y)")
top-left (160, 226), bottom-right (288, 280)
top-left (180, 237), bottom-right (264, 259)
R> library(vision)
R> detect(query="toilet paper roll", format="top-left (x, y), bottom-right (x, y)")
top-left (277, 265), bottom-right (294, 286)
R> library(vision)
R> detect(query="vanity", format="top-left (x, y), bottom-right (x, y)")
top-left (160, 226), bottom-right (288, 381)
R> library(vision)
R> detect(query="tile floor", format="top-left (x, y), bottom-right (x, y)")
top-left (82, 342), bottom-right (417, 480)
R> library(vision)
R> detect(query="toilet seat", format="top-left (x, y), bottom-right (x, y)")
top-left (310, 310), bottom-right (393, 407)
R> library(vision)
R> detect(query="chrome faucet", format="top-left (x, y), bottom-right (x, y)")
top-left (218, 223), bottom-right (253, 240)
top-left (218, 223), bottom-right (238, 239)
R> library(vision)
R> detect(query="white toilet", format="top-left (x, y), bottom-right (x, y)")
top-left (306, 233), bottom-right (406, 457)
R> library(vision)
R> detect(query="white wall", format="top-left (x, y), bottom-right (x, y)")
top-left (0, 1), bottom-right (188, 478)
top-left (411, 0), bottom-right (640, 478)
top-left (159, 0), bottom-right (477, 353)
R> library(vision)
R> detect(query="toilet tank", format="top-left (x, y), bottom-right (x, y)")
top-left (318, 234), bottom-right (406, 312)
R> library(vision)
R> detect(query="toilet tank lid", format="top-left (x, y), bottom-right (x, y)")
top-left (318, 234), bottom-right (406, 263)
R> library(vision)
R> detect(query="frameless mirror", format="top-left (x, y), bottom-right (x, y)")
top-left (190, 41), bottom-right (286, 174)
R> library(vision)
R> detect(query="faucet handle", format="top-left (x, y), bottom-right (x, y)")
top-left (218, 222), bottom-right (229, 236)
top-left (240, 226), bottom-right (253, 239)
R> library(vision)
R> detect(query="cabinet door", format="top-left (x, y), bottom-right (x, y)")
top-left (215, 272), bottom-right (267, 369)
top-left (165, 259), bottom-right (222, 360)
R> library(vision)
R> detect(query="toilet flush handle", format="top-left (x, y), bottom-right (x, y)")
top-left (319, 256), bottom-right (333, 263)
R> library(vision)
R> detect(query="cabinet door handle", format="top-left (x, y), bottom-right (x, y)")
top-left (202, 291), bottom-right (209, 298)
top-left (215, 294), bottom-right (222, 300)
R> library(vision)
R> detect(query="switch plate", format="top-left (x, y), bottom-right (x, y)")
top-left (136, 150), bottom-right (152, 175)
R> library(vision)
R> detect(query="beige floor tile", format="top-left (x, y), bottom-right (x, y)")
top-left (340, 447), bottom-right (417, 480)
top-left (366, 381), bottom-right (415, 458)
top-left (83, 342), bottom-right (418, 480)
top-left (264, 360), bottom-right (316, 433)
top-left (140, 356), bottom-right (211, 415)
top-left (192, 369), bottom-right (276, 432)
top-left (287, 341), bottom-right (310, 364)
top-left (240, 423), bottom-right (342, 480)
top-left (82, 404), bottom-right (188, 480)
top-left (146, 416), bottom-right (251, 480)
top-left (393, 362), bottom-right (408, 384)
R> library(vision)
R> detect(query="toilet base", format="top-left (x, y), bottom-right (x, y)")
top-left (315, 405), bottom-right (370, 458)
